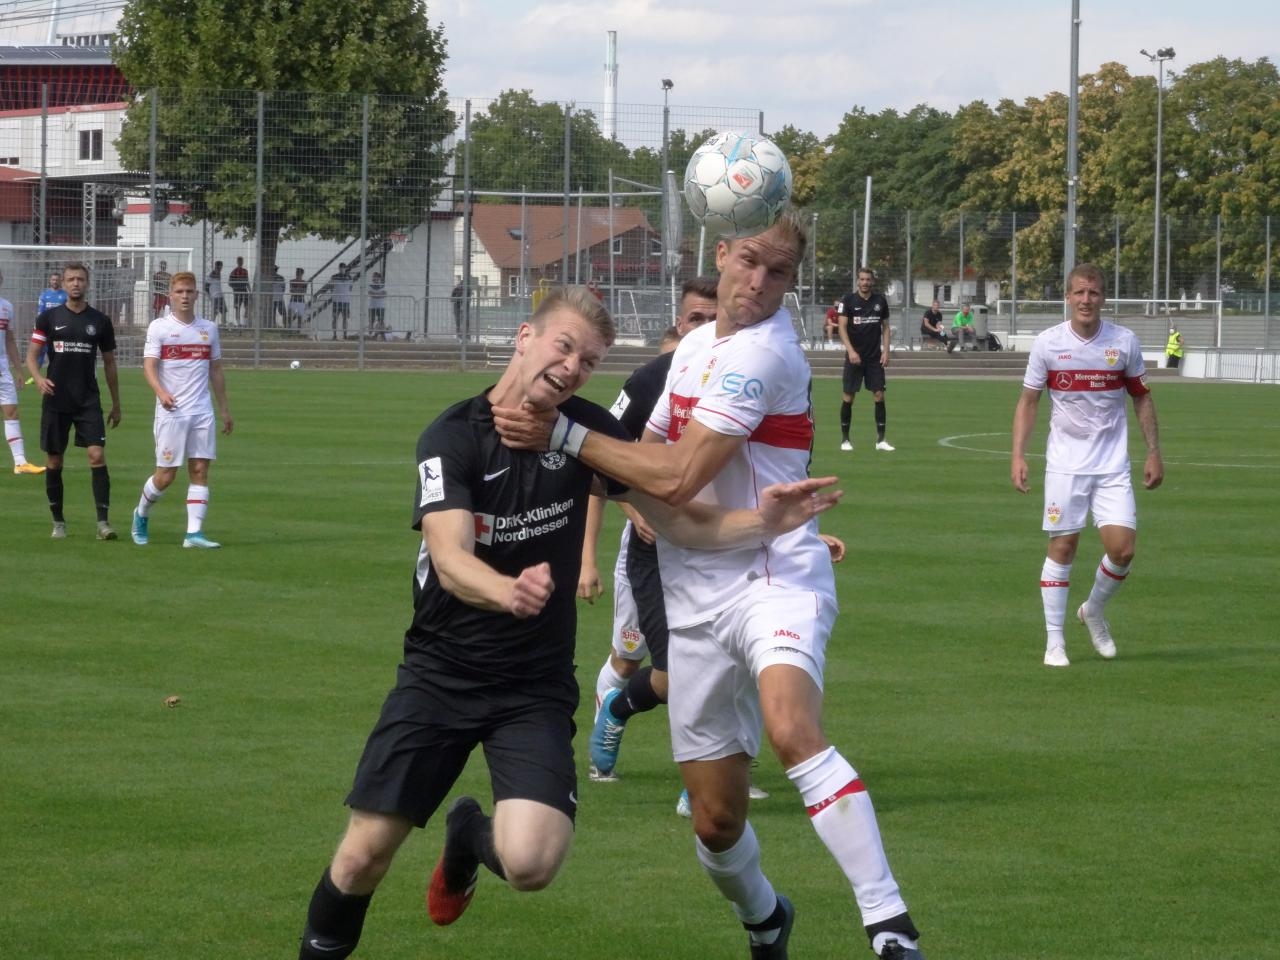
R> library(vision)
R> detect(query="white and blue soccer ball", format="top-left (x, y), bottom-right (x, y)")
top-left (289, 360), bottom-right (301, 370)
top-left (683, 131), bottom-right (793, 239)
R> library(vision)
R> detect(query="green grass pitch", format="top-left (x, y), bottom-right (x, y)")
top-left (2, 368), bottom-right (1277, 959)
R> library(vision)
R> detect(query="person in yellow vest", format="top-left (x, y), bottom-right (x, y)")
top-left (1165, 327), bottom-right (1184, 369)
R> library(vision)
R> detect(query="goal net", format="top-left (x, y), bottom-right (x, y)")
top-left (0, 244), bottom-right (194, 338)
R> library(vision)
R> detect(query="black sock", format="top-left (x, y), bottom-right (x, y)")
top-left (865, 911), bottom-right (920, 948)
top-left (456, 804), bottom-right (506, 881)
top-left (840, 401), bottom-right (852, 439)
top-left (91, 464), bottom-right (110, 522)
top-left (612, 667), bottom-right (664, 722)
top-left (46, 467), bottom-right (65, 522)
top-left (298, 868), bottom-right (372, 960)
top-left (743, 895), bottom-right (789, 933)
top-left (874, 400), bottom-right (887, 442)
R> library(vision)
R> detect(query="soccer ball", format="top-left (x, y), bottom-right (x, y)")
top-left (683, 132), bottom-right (793, 238)
top-left (289, 360), bottom-right (301, 370)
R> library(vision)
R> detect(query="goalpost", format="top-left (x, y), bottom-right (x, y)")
top-left (0, 244), bottom-right (195, 342)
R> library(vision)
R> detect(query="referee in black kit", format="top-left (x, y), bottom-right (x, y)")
top-left (296, 285), bottom-right (839, 959)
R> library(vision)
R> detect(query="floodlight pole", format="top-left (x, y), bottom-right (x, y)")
top-left (660, 79), bottom-right (674, 321)
top-left (1063, 0), bottom-right (1080, 287)
top-left (1141, 46), bottom-right (1175, 312)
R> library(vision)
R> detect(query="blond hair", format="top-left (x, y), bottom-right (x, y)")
top-left (531, 285), bottom-right (615, 347)
top-left (169, 270), bottom-right (197, 289)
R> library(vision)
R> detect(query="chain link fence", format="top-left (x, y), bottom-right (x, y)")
top-left (2, 80), bottom-right (1277, 362)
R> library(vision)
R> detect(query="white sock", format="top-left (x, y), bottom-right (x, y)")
top-left (1086, 555), bottom-right (1130, 612)
top-left (694, 823), bottom-right (777, 931)
top-left (186, 484), bottom-right (209, 534)
top-left (137, 477), bottom-right (165, 517)
top-left (5, 419), bottom-right (27, 465)
top-left (1040, 557), bottom-right (1073, 647)
top-left (787, 746), bottom-right (907, 926)
top-left (594, 660), bottom-right (626, 718)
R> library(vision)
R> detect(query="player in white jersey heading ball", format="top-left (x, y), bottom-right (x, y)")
top-left (495, 210), bottom-right (925, 960)
top-left (131, 271), bottom-right (233, 549)
top-left (1011, 262), bottom-right (1163, 666)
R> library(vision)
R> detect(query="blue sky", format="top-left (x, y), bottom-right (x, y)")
top-left (436, 0), bottom-right (1279, 137)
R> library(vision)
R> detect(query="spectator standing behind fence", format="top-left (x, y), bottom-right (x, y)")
top-left (229, 257), bottom-right (251, 325)
top-left (33, 271), bottom-right (68, 377)
top-left (152, 261), bottom-right (172, 317)
top-left (451, 277), bottom-right (464, 339)
top-left (206, 261), bottom-right (227, 325)
top-left (271, 267), bottom-right (287, 326)
top-left (951, 303), bottom-right (978, 351)
top-left (289, 268), bottom-right (308, 330)
top-left (919, 300), bottom-right (952, 352)
top-left (368, 273), bottom-right (387, 339)
top-left (1164, 327), bottom-right (1183, 369)
top-left (331, 263), bottom-right (353, 341)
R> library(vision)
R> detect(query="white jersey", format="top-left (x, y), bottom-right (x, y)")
top-left (331, 274), bottom-right (352, 304)
top-left (1023, 318), bottom-right (1149, 476)
top-left (206, 275), bottom-right (223, 298)
top-left (646, 309), bottom-right (834, 628)
top-left (0, 296), bottom-right (12, 376)
top-left (144, 313), bottom-right (221, 418)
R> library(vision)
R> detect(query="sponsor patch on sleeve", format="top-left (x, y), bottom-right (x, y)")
top-left (418, 456), bottom-right (445, 506)
top-left (609, 389), bottom-right (631, 419)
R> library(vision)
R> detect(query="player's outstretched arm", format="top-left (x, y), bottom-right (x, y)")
top-left (422, 509), bottom-right (554, 617)
top-left (625, 476), bottom-right (841, 550)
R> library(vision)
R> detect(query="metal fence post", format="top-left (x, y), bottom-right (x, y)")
top-left (149, 90), bottom-right (158, 250)
top-left (461, 100), bottom-right (473, 366)
top-left (254, 91), bottom-right (264, 369)
top-left (358, 94), bottom-right (370, 371)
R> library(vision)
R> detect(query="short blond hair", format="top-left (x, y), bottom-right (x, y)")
top-left (169, 271), bottom-right (197, 289)
top-left (531, 285), bottom-right (615, 347)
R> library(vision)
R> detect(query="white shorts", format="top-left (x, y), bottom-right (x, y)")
top-left (1042, 470), bottom-right (1136, 534)
top-left (667, 583), bottom-right (836, 763)
top-left (289, 300), bottom-right (306, 316)
top-left (154, 413), bottom-right (217, 467)
top-left (0, 361), bottom-right (16, 406)
top-left (609, 531), bottom-right (648, 662)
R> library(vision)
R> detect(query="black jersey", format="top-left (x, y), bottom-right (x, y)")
top-left (34, 304), bottom-right (115, 413)
top-left (609, 350), bottom-right (673, 440)
top-left (839, 291), bottom-right (890, 358)
top-left (408, 392), bottom-right (630, 684)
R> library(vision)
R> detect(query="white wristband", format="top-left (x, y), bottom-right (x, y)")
top-left (550, 412), bottom-right (589, 458)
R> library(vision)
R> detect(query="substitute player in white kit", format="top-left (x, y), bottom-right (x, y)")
top-left (0, 270), bottom-right (45, 474)
top-left (131, 271), bottom-right (234, 549)
top-left (1011, 262), bottom-right (1163, 666)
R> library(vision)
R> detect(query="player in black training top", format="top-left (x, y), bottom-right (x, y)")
top-left (837, 266), bottom-right (894, 452)
top-left (26, 261), bottom-right (122, 540)
top-left (296, 286), bottom-right (838, 960)
top-left (581, 277), bottom-right (717, 782)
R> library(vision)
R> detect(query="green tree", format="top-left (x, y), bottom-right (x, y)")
top-left (114, 0), bottom-right (454, 313)
top-left (465, 90), bottom-right (630, 199)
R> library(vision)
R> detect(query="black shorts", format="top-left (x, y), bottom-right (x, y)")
top-left (921, 327), bottom-right (948, 343)
top-left (626, 532), bottom-right (668, 671)
top-left (843, 358), bottom-right (886, 395)
top-left (346, 660), bottom-right (580, 827)
top-left (41, 404), bottom-right (106, 454)
top-left (333, 302), bottom-right (350, 319)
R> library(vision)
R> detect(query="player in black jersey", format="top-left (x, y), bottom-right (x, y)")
top-left (580, 278), bottom-right (717, 784)
top-left (837, 267), bottom-right (894, 452)
top-left (25, 261), bottom-right (122, 540)
top-left (296, 287), bottom-right (839, 960)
